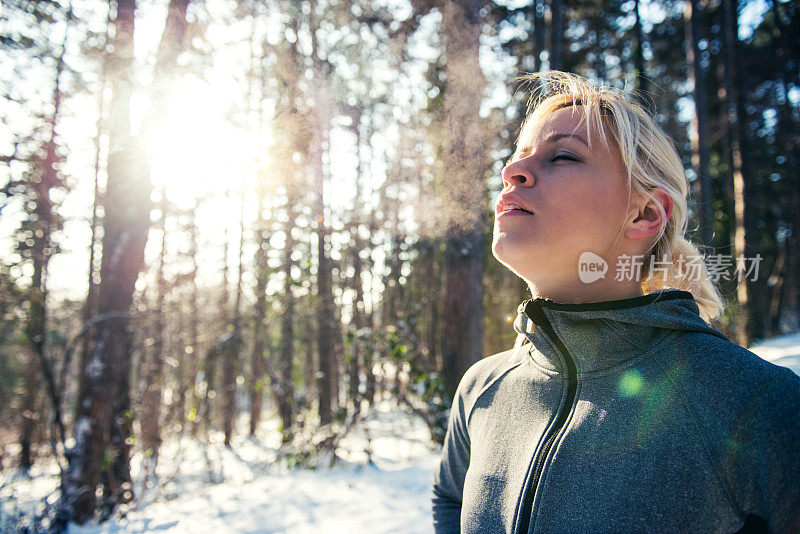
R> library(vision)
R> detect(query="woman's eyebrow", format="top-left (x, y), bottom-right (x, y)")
top-left (516, 132), bottom-right (589, 156)
top-left (543, 132), bottom-right (589, 146)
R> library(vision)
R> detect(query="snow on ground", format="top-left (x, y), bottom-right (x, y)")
top-left (1, 400), bottom-right (441, 534)
top-left (2, 332), bottom-right (799, 534)
top-left (0, 460), bottom-right (61, 531)
top-left (72, 402), bottom-right (439, 534)
top-left (749, 331), bottom-right (800, 377)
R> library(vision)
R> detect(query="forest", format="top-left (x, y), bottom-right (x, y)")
top-left (0, 0), bottom-right (798, 530)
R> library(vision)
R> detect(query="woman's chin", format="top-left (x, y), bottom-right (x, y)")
top-left (493, 235), bottom-right (532, 261)
top-left (492, 243), bottom-right (528, 274)
top-left (493, 242), bottom-right (560, 284)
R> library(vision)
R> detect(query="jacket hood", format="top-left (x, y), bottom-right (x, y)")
top-left (513, 288), bottom-right (730, 376)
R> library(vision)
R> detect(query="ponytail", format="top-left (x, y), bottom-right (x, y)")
top-left (641, 235), bottom-right (725, 323)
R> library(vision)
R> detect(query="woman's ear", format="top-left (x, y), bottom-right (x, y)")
top-left (625, 188), bottom-right (673, 240)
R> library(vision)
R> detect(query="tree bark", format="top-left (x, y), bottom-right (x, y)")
top-left (686, 0), bottom-right (714, 251)
top-left (549, 0), bottom-right (563, 70)
top-left (309, 17), bottom-right (339, 426)
top-left (303, 313), bottom-right (315, 410)
top-left (770, 1), bottom-right (800, 335)
top-left (347, 110), bottom-right (366, 417)
top-left (187, 205), bottom-right (201, 436)
top-left (721, 0), bottom-right (756, 346)
top-left (18, 354), bottom-right (40, 471)
top-left (363, 111), bottom-right (378, 409)
top-left (439, 0), bottom-right (486, 401)
top-left (314, 133), bottom-right (337, 425)
top-left (67, 149), bottom-right (147, 522)
top-left (221, 189), bottom-right (246, 446)
top-left (18, 0), bottom-right (73, 473)
top-left (140, 194), bottom-right (168, 466)
top-left (633, 0), bottom-right (649, 95)
top-left (65, 0), bottom-right (191, 522)
top-left (531, 0), bottom-right (545, 73)
top-left (249, 193), bottom-right (269, 436)
top-left (76, 1), bottom-right (110, 426)
top-left (272, 19), bottom-right (307, 441)
top-left (209, 202), bottom-right (231, 436)
top-left (65, 0), bottom-right (139, 522)
top-left (278, 221), bottom-right (296, 441)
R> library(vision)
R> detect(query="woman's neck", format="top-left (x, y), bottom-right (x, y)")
top-left (527, 280), bottom-right (644, 305)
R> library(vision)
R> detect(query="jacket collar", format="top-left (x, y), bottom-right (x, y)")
top-left (513, 289), bottom-right (728, 376)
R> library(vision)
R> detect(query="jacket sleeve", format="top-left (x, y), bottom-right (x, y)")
top-left (728, 365), bottom-right (800, 533)
top-left (432, 372), bottom-right (473, 534)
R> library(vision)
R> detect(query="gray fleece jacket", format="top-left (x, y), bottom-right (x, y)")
top-left (431, 289), bottom-right (800, 533)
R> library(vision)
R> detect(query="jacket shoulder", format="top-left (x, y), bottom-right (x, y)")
top-left (669, 331), bottom-right (800, 422)
top-left (454, 346), bottom-right (526, 413)
top-left (670, 333), bottom-right (800, 459)
top-left (678, 330), bottom-right (800, 393)
top-left (673, 332), bottom-right (800, 526)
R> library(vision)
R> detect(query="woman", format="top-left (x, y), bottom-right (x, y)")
top-left (431, 72), bottom-right (800, 533)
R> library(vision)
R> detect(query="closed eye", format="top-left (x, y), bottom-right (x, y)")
top-left (552, 152), bottom-right (580, 162)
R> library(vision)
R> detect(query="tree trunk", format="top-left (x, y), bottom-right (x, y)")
top-left (198, 337), bottom-right (218, 436)
top-left (278, 226), bottom-right (296, 441)
top-left (769, 239), bottom-right (788, 333)
top-left (770, 1), bottom-right (800, 334)
top-left (268, 11), bottom-right (312, 444)
top-left (531, 0), bottom-right (545, 73)
top-left (363, 113), bottom-right (377, 409)
top-left (19, 1), bottom-right (72, 473)
top-left (633, 0), bottom-right (649, 95)
top-left (249, 194), bottom-right (269, 436)
top-left (140, 194), bottom-right (168, 467)
top-left (303, 313), bottom-right (315, 411)
top-left (76, 2), bottom-right (109, 419)
top-left (222, 189), bottom-right (246, 446)
top-left (64, 0), bottom-right (139, 522)
top-left (439, 0), bottom-right (486, 401)
top-left (67, 148), bottom-right (147, 522)
top-left (187, 205), bottom-right (201, 436)
top-left (686, 0), bottom-right (714, 251)
top-left (65, 0), bottom-right (191, 522)
top-left (549, 0), bottom-right (563, 70)
top-left (419, 237), bottom-right (441, 372)
top-left (18, 355), bottom-right (40, 471)
top-left (384, 184), bottom-right (405, 401)
top-left (247, 4), bottom-right (268, 439)
top-left (309, 22), bottom-right (338, 426)
top-left (347, 111), bottom-right (366, 417)
top-left (721, 0), bottom-right (755, 346)
top-left (210, 204), bottom-right (231, 437)
top-left (314, 139), bottom-right (337, 425)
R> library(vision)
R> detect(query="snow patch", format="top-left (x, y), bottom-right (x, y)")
top-left (749, 331), bottom-right (800, 377)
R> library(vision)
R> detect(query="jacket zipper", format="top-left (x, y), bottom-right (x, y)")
top-left (516, 302), bottom-right (579, 534)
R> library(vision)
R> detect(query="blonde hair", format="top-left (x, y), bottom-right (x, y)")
top-left (517, 71), bottom-right (724, 322)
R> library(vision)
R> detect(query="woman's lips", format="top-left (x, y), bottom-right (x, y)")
top-left (496, 208), bottom-right (534, 218)
top-left (495, 192), bottom-right (534, 216)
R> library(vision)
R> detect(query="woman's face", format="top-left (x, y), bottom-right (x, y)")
top-left (492, 105), bottom-right (638, 300)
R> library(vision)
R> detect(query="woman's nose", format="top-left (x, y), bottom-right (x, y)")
top-left (501, 160), bottom-right (535, 188)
